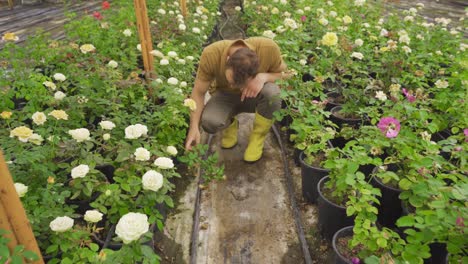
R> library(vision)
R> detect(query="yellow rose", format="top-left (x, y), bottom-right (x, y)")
top-left (2, 32), bottom-right (19, 42)
top-left (183, 98), bottom-right (197, 111)
top-left (1, 111), bottom-right (12, 119)
top-left (48, 110), bottom-right (69, 120)
top-left (321, 32), bottom-right (338, 46)
top-left (343, 15), bottom-right (353, 25)
top-left (10, 126), bottom-right (33, 142)
top-left (80, 44), bottom-right (96, 54)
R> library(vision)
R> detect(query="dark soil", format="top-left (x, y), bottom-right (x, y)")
top-left (336, 235), bottom-right (364, 262)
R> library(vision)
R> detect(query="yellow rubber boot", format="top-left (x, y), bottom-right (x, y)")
top-left (221, 118), bottom-right (238, 149)
top-left (244, 112), bottom-right (274, 162)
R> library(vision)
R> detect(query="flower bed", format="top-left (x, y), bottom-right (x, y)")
top-left (0, 0), bottom-right (223, 261)
top-left (241, 0), bottom-right (467, 263)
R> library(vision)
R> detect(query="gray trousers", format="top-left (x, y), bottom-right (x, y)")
top-left (201, 82), bottom-right (281, 134)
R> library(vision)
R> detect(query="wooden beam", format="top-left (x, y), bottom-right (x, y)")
top-left (180, 0), bottom-right (187, 18)
top-left (0, 151), bottom-right (43, 264)
top-left (134, 0), bottom-right (155, 82)
top-left (0, 202), bottom-right (18, 253)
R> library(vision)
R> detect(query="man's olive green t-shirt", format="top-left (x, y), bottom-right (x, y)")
top-left (196, 37), bottom-right (283, 93)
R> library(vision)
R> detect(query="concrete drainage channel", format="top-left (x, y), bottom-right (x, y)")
top-left (158, 0), bottom-right (324, 263)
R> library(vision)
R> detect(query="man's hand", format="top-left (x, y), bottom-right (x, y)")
top-left (241, 74), bottom-right (266, 101)
top-left (185, 128), bottom-right (201, 151)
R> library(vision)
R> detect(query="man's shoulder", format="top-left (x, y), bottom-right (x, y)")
top-left (202, 39), bottom-right (231, 53)
top-left (246, 37), bottom-right (277, 47)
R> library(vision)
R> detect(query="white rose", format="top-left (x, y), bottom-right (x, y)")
top-left (68, 128), bottom-right (91, 142)
top-left (283, 18), bottom-right (298, 29)
top-left (299, 59), bottom-right (307, 66)
top-left (32, 112), bottom-right (47, 125)
top-left (134, 147), bottom-right (151, 161)
top-left (235, 6), bottom-right (241, 11)
top-left (43, 81), bottom-right (56, 90)
top-left (71, 164), bottom-right (90, 179)
top-left (167, 51), bottom-right (178, 58)
top-left (29, 133), bottom-right (44, 145)
top-left (375, 91), bottom-right (387, 101)
top-left (142, 170), bottom-right (164, 192)
top-left (99, 120), bottom-right (116, 130)
top-left (329, 11), bottom-right (337, 17)
top-left (354, 39), bottom-right (364, 47)
top-left (177, 59), bottom-right (186, 64)
top-left (435, 80), bottom-right (449, 88)
top-left (50, 216), bottom-right (74, 232)
top-left (79, 44), bottom-right (96, 54)
top-left (380, 28), bottom-right (389, 37)
top-left (14, 183), bottom-right (28, 197)
top-left (262, 30), bottom-right (276, 39)
top-left (103, 133), bottom-right (111, 141)
top-left (108, 60), bottom-right (118, 68)
top-left (186, 56), bottom-right (194, 61)
top-left (123, 29), bottom-right (132, 37)
top-left (53, 73), bottom-right (66, 82)
top-left (54, 91), bottom-right (66, 100)
top-left (160, 59), bottom-right (169, 65)
top-left (192, 27), bottom-right (201, 34)
top-left (354, 0), bottom-right (365, 6)
top-left (351, 52), bottom-right (364, 60)
top-left (84, 210), bottom-right (103, 223)
top-left (125, 124), bottom-right (148, 139)
top-left (166, 146), bottom-right (178, 156)
top-left (115, 212), bottom-right (149, 244)
top-left (179, 24), bottom-right (186, 31)
top-left (137, 44), bottom-right (141, 51)
top-left (271, 7), bottom-right (279, 14)
top-left (167, 77), bottom-right (178, 85)
top-left (180, 81), bottom-right (187, 87)
top-left (150, 50), bottom-right (164, 58)
top-left (319, 17), bottom-right (329, 26)
top-left (157, 8), bottom-right (166, 15)
top-left (154, 157), bottom-right (174, 169)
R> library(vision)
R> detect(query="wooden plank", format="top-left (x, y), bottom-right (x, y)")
top-left (0, 151), bottom-right (43, 264)
top-left (0, 201), bottom-right (18, 253)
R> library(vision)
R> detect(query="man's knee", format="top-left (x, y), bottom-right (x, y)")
top-left (260, 82), bottom-right (280, 99)
top-left (201, 113), bottom-right (227, 134)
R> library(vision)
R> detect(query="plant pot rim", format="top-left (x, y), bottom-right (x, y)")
top-left (332, 225), bottom-right (355, 264)
top-left (317, 176), bottom-right (347, 209)
top-left (299, 151), bottom-right (329, 172)
top-left (371, 166), bottom-right (402, 193)
top-left (330, 106), bottom-right (361, 121)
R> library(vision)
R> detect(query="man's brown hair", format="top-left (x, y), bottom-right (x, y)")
top-left (226, 48), bottom-right (259, 88)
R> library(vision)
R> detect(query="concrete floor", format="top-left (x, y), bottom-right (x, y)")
top-left (159, 113), bottom-right (322, 264)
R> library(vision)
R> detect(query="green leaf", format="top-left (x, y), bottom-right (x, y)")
top-left (397, 216), bottom-right (415, 227)
top-left (399, 179), bottom-right (412, 190)
top-left (428, 200), bottom-right (445, 209)
top-left (377, 237), bottom-right (387, 248)
top-left (0, 244), bottom-right (9, 258)
top-left (46, 244), bottom-right (58, 254)
top-left (89, 243), bottom-right (99, 252)
top-left (23, 250), bottom-right (39, 261)
top-left (346, 206), bottom-right (356, 216)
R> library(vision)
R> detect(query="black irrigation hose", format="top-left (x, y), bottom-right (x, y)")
top-left (190, 134), bottom-right (214, 264)
top-left (272, 124), bottom-right (313, 264)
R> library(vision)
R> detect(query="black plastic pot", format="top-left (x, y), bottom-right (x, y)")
top-left (293, 148), bottom-right (301, 167)
top-left (332, 226), bottom-right (354, 264)
top-left (300, 151), bottom-right (329, 203)
top-left (425, 242), bottom-right (448, 264)
top-left (370, 167), bottom-right (402, 228)
top-left (325, 92), bottom-right (343, 111)
top-left (330, 106), bottom-right (362, 129)
top-left (317, 176), bottom-right (355, 241)
top-left (96, 164), bottom-right (116, 183)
